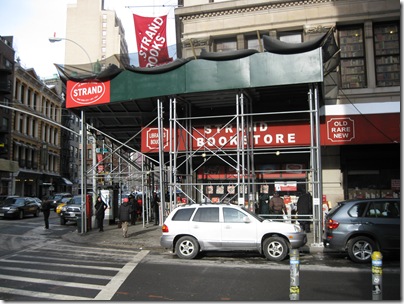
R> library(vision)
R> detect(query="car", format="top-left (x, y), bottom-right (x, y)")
top-left (160, 203), bottom-right (307, 261)
top-left (59, 195), bottom-right (82, 225)
top-left (46, 193), bottom-right (72, 210)
top-left (31, 197), bottom-right (43, 211)
top-left (323, 198), bottom-right (400, 263)
top-left (55, 197), bottom-right (74, 214)
top-left (0, 197), bottom-right (40, 219)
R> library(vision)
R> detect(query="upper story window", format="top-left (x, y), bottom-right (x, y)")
top-left (214, 37), bottom-right (237, 52)
top-left (278, 31), bottom-right (302, 43)
top-left (338, 25), bottom-right (366, 89)
top-left (374, 22), bottom-right (400, 87)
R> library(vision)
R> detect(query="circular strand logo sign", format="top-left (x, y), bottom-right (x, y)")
top-left (67, 80), bottom-right (110, 108)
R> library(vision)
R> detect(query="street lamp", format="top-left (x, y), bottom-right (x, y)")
top-left (49, 37), bottom-right (92, 234)
top-left (49, 37), bottom-right (94, 73)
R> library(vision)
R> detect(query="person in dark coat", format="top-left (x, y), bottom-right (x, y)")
top-left (297, 191), bottom-right (313, 232)
top-left (95, 196), bottom-right (108, 232)
top-left (119, 197), bottom-right (132, 238)
top-left (129, 194), bottom-right (138, 225)
top-left (151, 192), bottom-right (160, 225)
top-left (42, 199), bottom-right (51, 229)
top-left (259, 193), bottom-right (270, 215)
top-left (269, 192), bottom-right (286, 220)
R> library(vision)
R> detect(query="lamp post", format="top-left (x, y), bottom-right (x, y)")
top-left (49, 37), bottom-right (93, 234)
top-left (49, 37), bottom-right (94, 73)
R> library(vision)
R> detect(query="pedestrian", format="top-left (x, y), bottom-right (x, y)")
top-left (42, 199), bottom-right (51, 229)
top-left (296, 191), bottom-right (313, 232)
top-left (152, 192), bottom-right (160, 225)
top-left (129, 194), bottom-right (138, 225)
top-left (95, 196), bottom-right (108, 232)
top-left (118, 197), bottom-right (132, 238)
top-left (259, 193), bottom-right (270, 215)
top-left (269, 192), bottom-right (286, 220)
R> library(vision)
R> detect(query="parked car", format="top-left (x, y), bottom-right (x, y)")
top-left (0, 197), bottom-right (40, 219)
top-left (160, 203), bottom-right (307, 261)
top-left (56, 197), bottom-right (74, 214)
top-left (46, 193), bottom-right (72, 210)
top-left (31, 197), bottom-right (43, 211)
top-left (59, 195), bottom-right (82, 225)
top-left (323, 198), bottom-right (400, 263)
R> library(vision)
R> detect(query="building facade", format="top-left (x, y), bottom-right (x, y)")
top-left (174, 0), bottom-right (400, 206)
top-left (0, 36), bottom-right (18, 195)
top-left (12, 61), bottom-right (69, 198)
top-left (65, 0), bottom-right (129, 70)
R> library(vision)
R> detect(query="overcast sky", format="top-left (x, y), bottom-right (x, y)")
top-left (0, 0), bottom-right (177, 79)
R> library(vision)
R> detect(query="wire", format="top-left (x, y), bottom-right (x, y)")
top-left (328, 72), bottom-right (398, 144)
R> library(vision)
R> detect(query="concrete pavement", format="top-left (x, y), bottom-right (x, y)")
top-left (61, 219), bottom-right (324, 254)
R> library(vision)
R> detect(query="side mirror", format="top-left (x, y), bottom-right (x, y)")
top-left (243, 216), bottom-right (251, 223)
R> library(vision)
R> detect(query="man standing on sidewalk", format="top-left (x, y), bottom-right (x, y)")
top-left (119, 197), bottom-right (132, 238)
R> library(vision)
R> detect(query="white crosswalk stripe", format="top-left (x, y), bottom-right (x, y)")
top-left (0, 240), bottom-right (149, 301)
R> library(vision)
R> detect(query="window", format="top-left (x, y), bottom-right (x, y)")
top-left (192, 207), bottom-right (219, 222)
top-left (278, 32), bottom-right (302, 43)
top-left (246, 36), bottom-right (262, 51)
top-left (338, 25), bottom-right (366, 89)
top-left (215, 38), bottom-right (237, 52)
top-left (223, 207), bottom-right (245, 223)
top-left (172, 208), bottom-right (195, 221)
top-left (374, 22), bottom-right (400, 87)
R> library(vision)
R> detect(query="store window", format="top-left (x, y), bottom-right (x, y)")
top-left (373, 22), bottom-right (400, 87)
top-left (338, 25), bottom-right (366, 89)
top-left (214, 37), bottom-right (237, 52)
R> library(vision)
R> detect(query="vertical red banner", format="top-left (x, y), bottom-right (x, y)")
top-left (133, 14), bottom-right (172, 68)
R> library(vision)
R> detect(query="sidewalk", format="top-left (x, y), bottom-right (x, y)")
top-left (62, 219), bottom-right (323, 254)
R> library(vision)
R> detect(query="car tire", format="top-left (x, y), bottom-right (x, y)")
top-left (18, 210), bottom-right (24, 219)
top-left (60, 217), bottom-right (66, 225)
top-left (175, 236), bottom-right (200, 259)
top-left (347, 236), bottom-right (376, 263)
top-left (263, 236), bottom-right (289, 261)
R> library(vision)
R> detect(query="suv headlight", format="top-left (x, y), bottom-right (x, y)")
top-left (293, 224), bottom-right (302, 232)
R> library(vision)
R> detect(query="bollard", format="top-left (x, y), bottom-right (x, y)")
top-left (289, 249), bottom-right (300, 300)
top-left (371, 251), bottom-right (383, 300)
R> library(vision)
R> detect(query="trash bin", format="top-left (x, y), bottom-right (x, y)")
top-left (76, 215), bottom-right (82, 233)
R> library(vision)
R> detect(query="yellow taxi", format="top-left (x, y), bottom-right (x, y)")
top-left (56, 197), bottom-right (73, 214)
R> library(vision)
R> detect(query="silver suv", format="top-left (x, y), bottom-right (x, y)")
top-left (323, 198), bottom-right (400, 263)
top-left (160, 203), bottom-right (307, 261)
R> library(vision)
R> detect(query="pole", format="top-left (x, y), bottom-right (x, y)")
top-left (372, 251), bottom-right (383, 300)
top-left (289, 249), bottom-right (300, 300)
top-left (80, 110), bottom-right (87, 234)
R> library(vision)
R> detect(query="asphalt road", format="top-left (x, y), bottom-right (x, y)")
top-left (0, 211), bottom-right (400, 301)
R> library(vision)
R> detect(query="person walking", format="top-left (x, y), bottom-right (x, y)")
top-left (129, 194), bottom-right (138, 225)
top-left (119, 197), bottom-right (132, 238)
top-left (296, 191), bottom-right (313, 232)
top-left (41, 199), bottom-right (51, 229)
top-left (95, 196), bottom-right (108, 232)
top-left (269, 192), bottom-right (286, 220)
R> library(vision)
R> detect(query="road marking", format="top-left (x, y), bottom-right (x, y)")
top-left (0, 286), bottom-right (91, 301)
top-left (0, 266), bottom-right (113, 279)
top-left (94, 250), bottom-right (150, 300)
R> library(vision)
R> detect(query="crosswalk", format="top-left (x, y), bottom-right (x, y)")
top-left (0, 240), bottom-right (149, 301)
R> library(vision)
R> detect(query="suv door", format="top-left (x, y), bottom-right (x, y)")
top-left (361, 200), bottom-right (400, 251)
top-left (190, 207), bottom-right (221, 249)
top-left (221, 207), bottom-right (257, 250)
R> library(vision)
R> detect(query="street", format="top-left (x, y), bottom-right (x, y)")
top-left (0, 211), bottom-right (400, 301)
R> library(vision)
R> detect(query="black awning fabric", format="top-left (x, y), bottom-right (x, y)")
top-left (263, 32), bottom-right (327, 55)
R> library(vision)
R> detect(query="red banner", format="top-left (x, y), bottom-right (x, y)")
top-left (66, 80), bottom-right (110, 108)
top-left (133, 14), bottom-right (172, 68)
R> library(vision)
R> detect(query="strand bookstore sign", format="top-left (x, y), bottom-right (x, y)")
top-left (141, 113), bottom-right (399, 153)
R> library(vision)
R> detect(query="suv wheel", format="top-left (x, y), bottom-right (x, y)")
top-left (263, 236), bottom-right (288, 261)
top-left (175, 236), bottom-right (199, 259)
top-left (347, 236), bottom-right (376, 263)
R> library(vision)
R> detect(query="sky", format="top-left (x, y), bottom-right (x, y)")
top-left (0, 0), bottom-right (178, 79)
